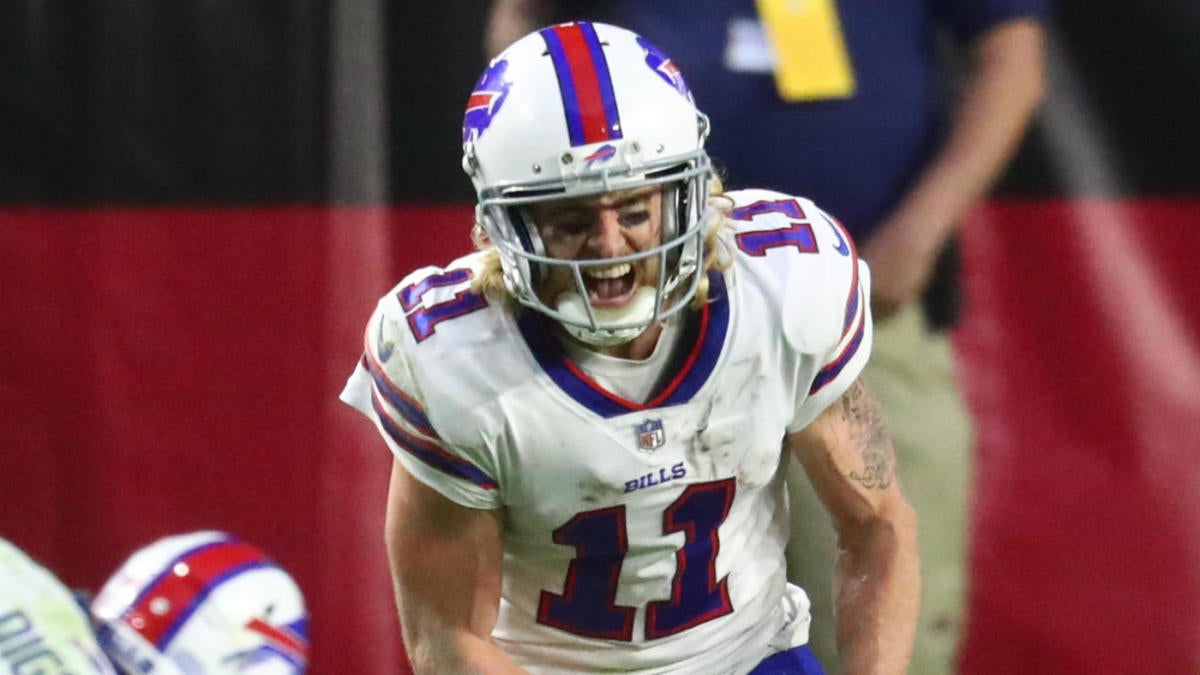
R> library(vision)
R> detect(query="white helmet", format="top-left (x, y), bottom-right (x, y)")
top-left (0, 537), bottom-right (117, 674)
top-left (91, 531), bottom-right (309, 675)
top-left (462, 21), bottom-right (715, 345)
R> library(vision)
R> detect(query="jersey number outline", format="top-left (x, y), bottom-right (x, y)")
top-left (732, 198), bottom-right (853, 258)
top-left (536, 479), bottom-right (736, 641)
top-left (398, 268), bottom-right (488, 342)
top-left (731, 199), bottom-right (819, 256)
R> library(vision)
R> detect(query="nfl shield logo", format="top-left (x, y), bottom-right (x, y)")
top-left (635, 419), bottom-right (665, 451)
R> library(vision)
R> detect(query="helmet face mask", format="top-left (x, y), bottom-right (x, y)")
top-left (463, 22), bottom-right (715, 345)
top-left (91, 532), bottom-right (309, 675)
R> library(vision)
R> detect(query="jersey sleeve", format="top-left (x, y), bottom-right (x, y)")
top-left (340, 277), bottom-right (502, 511)
top-left (785, 206), bottom-right (875, 433)
top-left (0, 539), bottom-right (118, 674)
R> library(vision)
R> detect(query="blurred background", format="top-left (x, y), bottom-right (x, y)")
top-left (2, 1), bottom-right (1198, 673)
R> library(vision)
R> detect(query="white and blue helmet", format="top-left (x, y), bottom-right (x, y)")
top-left (462, 21), bottom-right (715, 345)
top-left (91, 531), bottom-right (309, 675)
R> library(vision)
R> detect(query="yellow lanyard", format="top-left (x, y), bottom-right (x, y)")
top-left (755, 0), bottom-right (857, 101)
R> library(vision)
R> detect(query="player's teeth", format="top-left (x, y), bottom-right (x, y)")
top-left (584, 264), bottom-right (631, 279)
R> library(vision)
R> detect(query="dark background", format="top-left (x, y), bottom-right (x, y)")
top-left (3, 0), bottom-right (1198, 205)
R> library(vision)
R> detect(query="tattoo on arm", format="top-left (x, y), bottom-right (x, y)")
top-left (838, 379), bottom-right (894, 490)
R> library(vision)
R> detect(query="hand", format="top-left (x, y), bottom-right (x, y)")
top-left (859, 216), bottom-right (948, 321)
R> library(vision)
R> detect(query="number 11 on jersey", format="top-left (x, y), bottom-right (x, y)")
top-left (537, 479), bottom-right (736, 641)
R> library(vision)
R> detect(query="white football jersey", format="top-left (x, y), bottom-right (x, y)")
top-left (0, 538), bottom-right (117, 674)
top-left (341, 189), bottom-right (872, 674)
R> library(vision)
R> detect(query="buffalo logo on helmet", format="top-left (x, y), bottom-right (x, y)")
top-left (222, 617), bottom-right (309, 671)
top-left (584, 144), bottom-right (617, 168)
top-left (463, 59), bottom-right (514, 144)
top-left (637, 37), bottom-right (691, 100)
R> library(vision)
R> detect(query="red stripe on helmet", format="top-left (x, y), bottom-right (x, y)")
top-left (553, 24), bottom-right (611, 144)
top-left (126, 541), bottom-right (267, 646)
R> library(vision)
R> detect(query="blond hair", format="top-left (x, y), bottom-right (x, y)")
top-left (471, 178), bottom-right (732, 309)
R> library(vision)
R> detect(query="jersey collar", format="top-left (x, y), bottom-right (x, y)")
top-left (518, 271), bottom-right (730, 418)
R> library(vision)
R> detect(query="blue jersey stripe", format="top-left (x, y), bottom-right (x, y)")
top-left (809, 314), bottom-right (866, 395)
top-left (373, 394), bottom-right (498, 490)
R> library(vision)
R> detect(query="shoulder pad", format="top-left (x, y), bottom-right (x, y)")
top-left (369, 252), bottom-right (498, 359)
top-left (723, 190), bottom-right (865, 355)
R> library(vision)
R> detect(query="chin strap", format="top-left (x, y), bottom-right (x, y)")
top-left (555, 286), bottom-right (658, 346)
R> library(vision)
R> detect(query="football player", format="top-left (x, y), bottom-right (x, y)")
top-left (342, 21), bottom-right (918, 674)
top-left (0, 537), bottom-right (117, 674)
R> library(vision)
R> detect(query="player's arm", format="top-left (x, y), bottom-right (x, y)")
top-left (863, 17), bottom-right (1046, 317)
top-left (385, 458), bottom-right (526, 674)
top-left (786, 377), bottom-right (919, 675)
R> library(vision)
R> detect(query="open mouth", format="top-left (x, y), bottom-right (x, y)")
top-left (583, 263), bottom-right (638, 307)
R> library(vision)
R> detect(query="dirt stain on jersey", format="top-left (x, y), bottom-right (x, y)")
top-left (576, 476), bottom-right (620, 504)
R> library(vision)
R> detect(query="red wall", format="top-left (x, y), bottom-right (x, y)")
top-left (956, 199), bottom-right (1200, 673)
top-left (2, 199), bottom-right (1197, 673)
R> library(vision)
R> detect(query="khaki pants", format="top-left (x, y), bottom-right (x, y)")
top-left (787, 305), bottom-right (972, 674)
